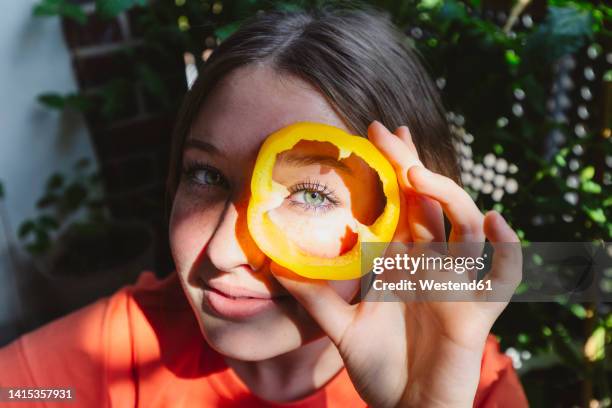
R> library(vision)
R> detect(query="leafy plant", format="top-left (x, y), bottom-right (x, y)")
top-left (18, 159), bottom-right (107, 255)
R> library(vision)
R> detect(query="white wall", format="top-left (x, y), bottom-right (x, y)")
top-left (0, 0), bottom-right (96, 342)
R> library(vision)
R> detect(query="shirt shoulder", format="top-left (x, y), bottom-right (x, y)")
top-left (474, 334), bottom-right (529, 408)
top-left (0, 271), bottom-right (168, 407)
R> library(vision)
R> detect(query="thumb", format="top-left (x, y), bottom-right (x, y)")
top-left (270, 262), bottom-right (356, 345)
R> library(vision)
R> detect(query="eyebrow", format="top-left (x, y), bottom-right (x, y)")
top-left (280, 153), bottom-right (353, 174)
top-left (184, 138), bottom-right (224, 157)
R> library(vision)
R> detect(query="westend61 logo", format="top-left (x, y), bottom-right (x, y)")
top-left (359, 241), bottom-right (612, 303)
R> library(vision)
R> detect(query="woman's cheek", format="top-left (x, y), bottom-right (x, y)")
top-left (169, 190), bottom-right (219, 272)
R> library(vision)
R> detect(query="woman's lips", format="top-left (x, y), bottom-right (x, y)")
top-left (202, 282), bottom-right (287, 320)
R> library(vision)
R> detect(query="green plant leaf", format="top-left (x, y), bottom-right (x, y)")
top-left (38, 215), bottom-right (60, 230)
top-left (584, 325), bottom-right (605, 362)
top-left (97, 79), bottom-right (131, 119)
top-left (65, 94), bottom-right (93, 111)
top-left (274, 2), bottom-right (303, 12)
top-left (62, 183), bottom-right (88, 213)
top-left (135, 64), bottom-right (169, 104)
top-left (215, 21), bottom-right (242, 42)
top-left (550, 324), bottom-right (584, 370)
top-left (581, 180), bottom-right (601, 194)
top-left (524, 6), bottom-right (594, 65)
top-left (418, 0), bottom-right (443, 10)
top-left (569, 303), bottom-right (586, 319)
top-left (18, 221), bottom-right (36, 240)
top-left (437, 0), bottom-right (468, 23)
top-left (36, 193), bottom-right (59, 209)
top-left (38, 92), bottom-right (92, 111)
top-left (580, 166), bottom-right (595, 181)
top-left (581, 204), bottom-right (606, 224)
top-left (96, 0), bottom-right (146, 19)
top-left (32, 229), bottom-right (51, 254)
top-left (554, 153), bottom-right (566, 167)
top-left (33, 0), bottom-right (87, 24)
top-left (46, 173), bottom-right (65, 191)
top-left (505, 49), bottom-right (521, 67)
top-left (38, 93), bottom-right (66, 109)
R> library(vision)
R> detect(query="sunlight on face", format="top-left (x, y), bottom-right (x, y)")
top-left (169, 64), bottom-right (368, 361)
top-left (270, 140), bottom-right (385, 258)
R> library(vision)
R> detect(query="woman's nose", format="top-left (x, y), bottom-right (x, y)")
top-left (205, 189), bottom-right (267, 274)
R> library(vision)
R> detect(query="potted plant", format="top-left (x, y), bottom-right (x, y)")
top-left (17, 159), bottom-right (154, 328)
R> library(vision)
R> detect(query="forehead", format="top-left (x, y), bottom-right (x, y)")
top-left (189, 63), bottom-right (350, 159)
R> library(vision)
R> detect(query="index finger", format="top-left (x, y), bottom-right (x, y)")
top-left (367, 121), bottom-right (445, 243)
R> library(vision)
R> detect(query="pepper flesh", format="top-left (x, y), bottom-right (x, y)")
top-left (247, 122), bottom-right (400, 280)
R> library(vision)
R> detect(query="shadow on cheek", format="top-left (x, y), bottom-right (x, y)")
top-left (234, 189), bottom-right (270, 271)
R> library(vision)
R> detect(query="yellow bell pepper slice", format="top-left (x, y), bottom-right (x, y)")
top-left (247, 122), bottom-right (400, 280)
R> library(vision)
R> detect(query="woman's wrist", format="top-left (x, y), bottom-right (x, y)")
top-left (397, 381), bottom-right (474, 408)
top-left (396, 350), bottom-right (481, 408)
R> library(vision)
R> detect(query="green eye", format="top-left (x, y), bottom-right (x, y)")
top-left (192, 168), bottom-right (224, 186)
top-left (203, 170), bottom-right (222, 185)
top-left (287, 180), bottom-right (340, 214)
top-left (303, 191), bottom-right (325, 206)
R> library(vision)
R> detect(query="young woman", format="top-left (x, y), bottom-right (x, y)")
top-left (0, 7), bottom-right (528, 407)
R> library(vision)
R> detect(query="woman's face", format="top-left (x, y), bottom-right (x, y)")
top-left (169, 64), bottom-right (381, 361)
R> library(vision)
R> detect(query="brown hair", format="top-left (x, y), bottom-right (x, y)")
top-left (166, 5), bottom-right (459, 208)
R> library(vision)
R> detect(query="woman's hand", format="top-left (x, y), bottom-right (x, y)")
top-left (271, 121), bottom-right (522, 408)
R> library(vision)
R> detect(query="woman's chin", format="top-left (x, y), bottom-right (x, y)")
top-left (198, 313), bottom-right (325, 361)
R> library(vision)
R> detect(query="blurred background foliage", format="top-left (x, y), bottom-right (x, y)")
top-left (30, 0), bottom-right (612, 406)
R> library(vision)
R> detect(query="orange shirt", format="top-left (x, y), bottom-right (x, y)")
top-left (0, 271), bottom-right (528, 407)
